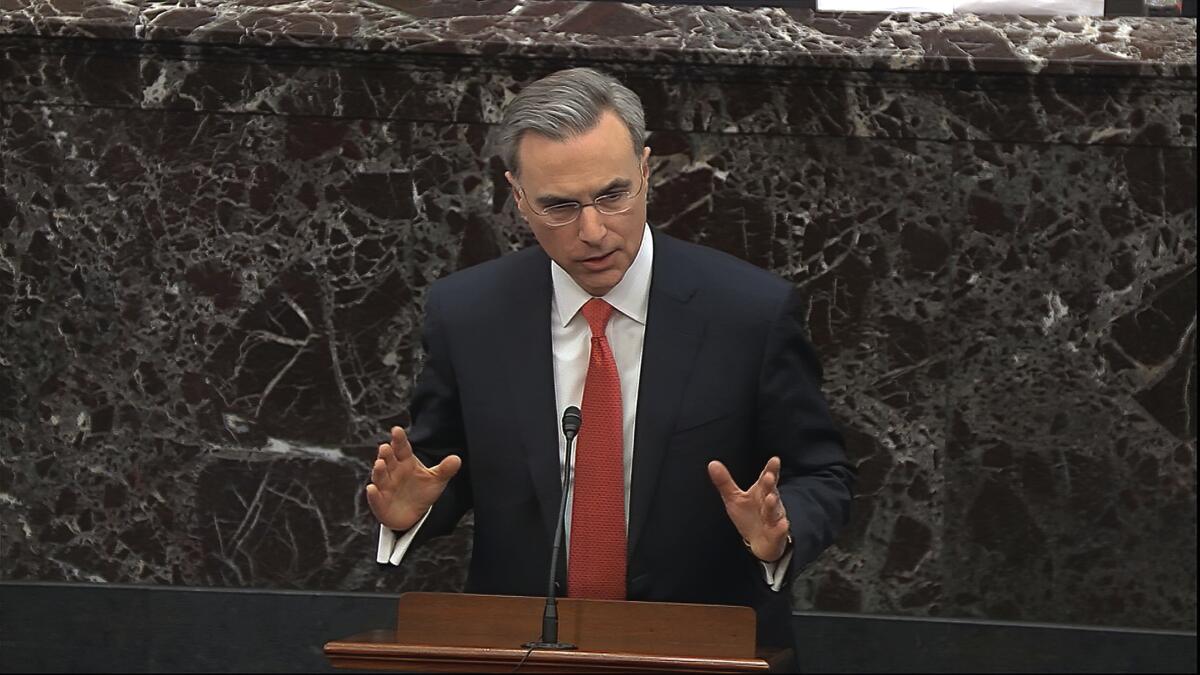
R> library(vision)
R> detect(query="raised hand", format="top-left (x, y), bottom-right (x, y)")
top-left (365, 426), bottom-right (462, 532)
top-left (707, 456), bottom-right (791, 563)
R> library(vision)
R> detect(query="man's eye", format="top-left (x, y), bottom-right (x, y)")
top-left (596, 192), bottom-right (628, 203)
top-left (544, 203), bottom-right (579, 212)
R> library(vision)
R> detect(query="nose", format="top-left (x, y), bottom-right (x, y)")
top-left (575, 204), bottom-right (607, 245)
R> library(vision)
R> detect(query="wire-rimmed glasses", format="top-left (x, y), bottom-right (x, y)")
top-left (515, 164), bottom-right (647, 228)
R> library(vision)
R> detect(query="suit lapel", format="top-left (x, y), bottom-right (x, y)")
top-left (505, 233), bottom-right (708, 555)
top-left (628, 233), bottom-right (705, 559)
top-left (499, 249), bottom-right (562, 541)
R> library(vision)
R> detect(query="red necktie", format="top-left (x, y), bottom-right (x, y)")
top-left (567, 298), bottom-right (627, 600)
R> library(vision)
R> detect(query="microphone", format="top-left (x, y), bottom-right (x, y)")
top-left (523, 406), bottom-right (582, 651)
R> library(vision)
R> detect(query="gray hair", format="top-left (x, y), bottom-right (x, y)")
top-left (495, 68), bottom-right (646, 176)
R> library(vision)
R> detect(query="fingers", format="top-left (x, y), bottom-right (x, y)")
top-left (752, 456), bottom-right (780, 504)
top-left (756, 456), bottom-right (781, 487)
top-left (710, 458), bottom-right (783, 502)
top-left (376, 427), bottom-right (463, 484)
top-left (761, 488), bottom-right (787, 525)
top-left (755, 457), bottom-right (784, 524)
top-left (377, 427), bottom-right (414, 472)
top-left (760, 468), bottom-right (777, 493)
top-left (707, 461), bottom-right (742, 500)
top-left (371, 458), bottom-right (390, 488)
top-left (431, 454), bottom-right (463, 482)
top-left (389, 426), bottom-right (413, 459)
top-left (365, 483), bottom-right (386, 518)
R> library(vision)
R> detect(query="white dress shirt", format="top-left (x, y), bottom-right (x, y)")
top-left (377, 224), bottom-right (790, 589)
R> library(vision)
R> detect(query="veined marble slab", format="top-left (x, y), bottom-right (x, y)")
top-left (0, 0), bottom-right (1194, 77)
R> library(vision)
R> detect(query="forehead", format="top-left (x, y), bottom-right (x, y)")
top-left (515, 110), bottom-right (638, 193)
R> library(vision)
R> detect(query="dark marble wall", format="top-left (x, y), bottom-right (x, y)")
top-left (1, 1), bottom-right (1195, 631)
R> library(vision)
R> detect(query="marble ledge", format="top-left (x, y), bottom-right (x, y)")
top-left (0, 0), bottom-right (1195, 78)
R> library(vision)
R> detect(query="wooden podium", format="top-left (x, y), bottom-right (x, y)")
top-left (324, 592), bottom-right (791, 672)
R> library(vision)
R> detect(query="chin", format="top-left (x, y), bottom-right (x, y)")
top-left (579, 269), bottom-right (623, 296)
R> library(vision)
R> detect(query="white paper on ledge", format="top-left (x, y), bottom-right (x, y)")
top-left (953, 0), bottom-right (1104, 13)
top-left (817, 1), bottom-right (955, 11)
top-left (817, 0), bottom-right (1105, 13)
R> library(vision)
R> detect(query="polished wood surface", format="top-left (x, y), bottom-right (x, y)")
top-left (323, 592), bottom-right (773, 672)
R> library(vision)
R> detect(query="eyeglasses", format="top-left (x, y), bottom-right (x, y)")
top-left (515, 164), bottom-right (647, 228)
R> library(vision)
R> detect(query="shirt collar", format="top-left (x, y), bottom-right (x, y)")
top-left (551, 223), bottom-right (653, 328)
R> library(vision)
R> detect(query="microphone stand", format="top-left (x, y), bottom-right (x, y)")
top-left (523, 407), bottom-right (581, 651)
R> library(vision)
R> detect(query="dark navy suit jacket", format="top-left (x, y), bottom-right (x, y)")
top-left (403, 228), bottom-right (854, 647)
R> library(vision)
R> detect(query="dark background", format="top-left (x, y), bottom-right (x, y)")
top-left (1, 0), bottom-right (1195, 671)
top-left (1, 582), bottom-right (1195, 672)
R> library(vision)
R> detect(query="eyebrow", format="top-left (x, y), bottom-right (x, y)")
top-left (533, 178), bottom-right (632, 208)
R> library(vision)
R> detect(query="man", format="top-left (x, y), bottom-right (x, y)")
top-left (366, 68), bottom-right (853, 649)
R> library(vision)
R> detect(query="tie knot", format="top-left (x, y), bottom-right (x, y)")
top-left (581, 298), bottom-right (615, 337)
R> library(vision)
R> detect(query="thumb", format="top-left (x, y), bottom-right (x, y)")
top-left (707, 460), bottom-right (741, 501)
top-left (430, 454), bottom-right (462, 482)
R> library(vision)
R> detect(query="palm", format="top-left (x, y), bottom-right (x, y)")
top-left (708, 457), bottom-right (790, 562)
top-left (366, 427), bottom-right (461, 531)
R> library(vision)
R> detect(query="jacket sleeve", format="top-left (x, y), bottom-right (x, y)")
top-left (390, 283), bottom-right (474, 550)
top-left (755, 287), bottom-right (855, 582)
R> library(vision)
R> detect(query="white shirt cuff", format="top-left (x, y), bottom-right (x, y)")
top-left (760, 547), bottom-right (793, 591)
top-left (379, 507), bottom-right (791, 590)
top-left (376, 507), bottom-right (433, 566)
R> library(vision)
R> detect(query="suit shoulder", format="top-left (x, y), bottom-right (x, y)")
top-left (427, 245), bottom-right (546, 308)
top-left (658, 234), bottom-right (792, 317)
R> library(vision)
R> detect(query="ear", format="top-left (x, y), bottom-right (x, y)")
top-left (504, 170), bottom-right (523, 208)
top-left (504, 170), bottom-right (531, 223)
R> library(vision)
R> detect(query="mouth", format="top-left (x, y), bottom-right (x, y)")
top-left (579, 250), bottom-right (616, 270)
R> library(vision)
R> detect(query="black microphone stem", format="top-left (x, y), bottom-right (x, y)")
top-left (541, 431), bottom-right (575, 645)
top-left (524, 406), bottom-right (581, 652)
